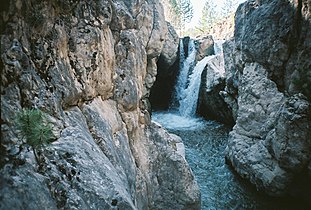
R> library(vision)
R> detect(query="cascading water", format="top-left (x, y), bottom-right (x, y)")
top-left (179, 38), bottom-right (185, 69)
top-left (173, 38), bottom-right (217, 117)
top-left (172, 39), bottom-right (197, 110)
top-left (155, 38), bottom-right (224, 128)
top-left (177, 39), bottom-right (226, 117)
top-left (178, 56), bottom-right (214, 117)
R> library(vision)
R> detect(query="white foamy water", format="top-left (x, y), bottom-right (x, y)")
top-left (178, 55), bottom-right (215, 117)
top-left (152, 111), bottom-right (209, 130)
top-left (173, 39), bottom-right (197, 108)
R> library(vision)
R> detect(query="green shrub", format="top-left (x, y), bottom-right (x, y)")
top-left (15, 108), bottom-right (53, 164)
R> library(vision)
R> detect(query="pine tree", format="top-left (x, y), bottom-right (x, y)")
top-left (15, 108), bottom-right (53, 164)
top-left (168, 0), bottom-right (193, 36)
top-left (198, 0), bottom-right (218, 34)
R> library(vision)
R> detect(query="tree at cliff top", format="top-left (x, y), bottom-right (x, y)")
top-left (221, 0), bottom-right (238, 18)
top-left (196, 0), bottom-right (238, 38)
top-left (161, 0), bottom-right (193, 36)
top-left (197, 1), bottom-right (218, 34)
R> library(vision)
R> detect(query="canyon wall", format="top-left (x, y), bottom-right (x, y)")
top-left (149, 21), bottom-right (179, 110)
top-left (0, 0), bottom-right (200, 209)
top-left (224, 0), bottom-right (311, 201)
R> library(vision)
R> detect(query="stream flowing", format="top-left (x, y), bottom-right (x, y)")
top-left (152, 38), bottom-right (307, 209)
top-left (152, 112), bottom-right (307, 210)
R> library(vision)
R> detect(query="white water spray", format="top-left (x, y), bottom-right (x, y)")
top-left (178, 56), bottom-right (214, 117)
top-left (173, 39), bottom-right (197, 108)
top-left (154, 38), bottom-right (223, 129)
top-left (172, 39), bottom-right (224, 117)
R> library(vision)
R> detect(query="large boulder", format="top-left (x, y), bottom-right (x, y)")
top-left (224, 0), bottom-right (311, 201)
top-left (0, 0), bottom-right (200, 209)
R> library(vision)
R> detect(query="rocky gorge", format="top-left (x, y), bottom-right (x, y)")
top-left (1, 0), bottom-right (311, 209)
top-left (0, 0), bottom-right (200, 209)
top-left (151, 0), bottom-right (311, 207)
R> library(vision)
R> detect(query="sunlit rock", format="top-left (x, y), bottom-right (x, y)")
top-left (0, 0), bottom-right (200, 209)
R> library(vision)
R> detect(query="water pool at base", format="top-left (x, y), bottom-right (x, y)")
top-left (152, 111), bottom-right (309, 210)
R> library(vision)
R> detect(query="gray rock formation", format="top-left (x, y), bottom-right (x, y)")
top-left (222, 39), bottom-right (242, 121)
top-left (224, 0), bottom-right (311, 200)
top-left (0, 1), bottom-right (200, 209)
top-left (198, 55), bottom-right (234, 125)
top-left (157, 22), bottom-right (179, 73)
top-left (195, 36), bottom-right (214, 62)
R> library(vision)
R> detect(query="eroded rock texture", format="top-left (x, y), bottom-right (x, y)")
top-left (0, 1), bottom-right (200, 209)
top-left (224, 0), bottom-right (311, 201)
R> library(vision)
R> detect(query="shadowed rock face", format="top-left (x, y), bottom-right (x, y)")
top-left (0, 1), bottom-right (200, 209)
top-left (149, 22), bottom-right (180, 110)
top-left (224, 0), bottom-right (311, 202)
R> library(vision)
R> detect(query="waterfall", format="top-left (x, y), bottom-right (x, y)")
top-left (178, 56), bottom-right (214, 117)
top-left (179, 39), bottom-right (185, 69)
top-left (173, 39), bottom-right (197, 109)
top-left (171, 38), bottom-right (223, 117)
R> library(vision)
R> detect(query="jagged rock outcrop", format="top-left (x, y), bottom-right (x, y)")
top-left (198, 55), bottom-right (234, 125)
top-left (157, 22), bottom-right (179, 73)
top-left (0, 1), bottom-right (200, 209)
top-left (222, 39), bottom-right (242, 121)
top-left (224, 0), bottom-right (311, 201)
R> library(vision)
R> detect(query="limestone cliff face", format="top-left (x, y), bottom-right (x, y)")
top-left (0, 1), bottom-right (200, 209)
top-left (224, 0), bottom-right (311, 200)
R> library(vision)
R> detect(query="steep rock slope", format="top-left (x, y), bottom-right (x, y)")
top-left (0, 0), bottom-right (200, 209)
top-left (224, 0), bottom-right (311, 200)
